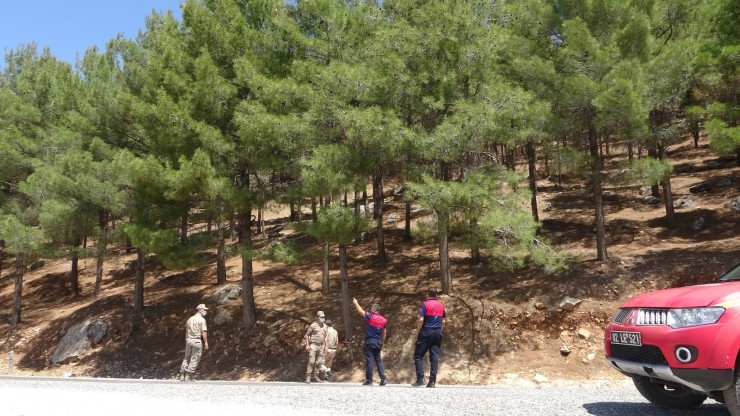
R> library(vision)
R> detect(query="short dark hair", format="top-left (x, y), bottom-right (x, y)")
top-left (427, 287), bottom-right (438, 298)
top-left (371, 303), bottom-right (381, 312)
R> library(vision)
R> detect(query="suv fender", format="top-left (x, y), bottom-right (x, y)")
top-left (711, 309), bottom-right (740, 369)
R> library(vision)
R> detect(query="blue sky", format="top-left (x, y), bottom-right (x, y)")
top-left (1, 0), bottom-right (183, 65)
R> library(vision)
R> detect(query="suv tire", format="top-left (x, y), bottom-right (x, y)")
top-left (723, 370), bottom-right (740, 416)
top-left (632, 376), bottom-right (707, 409)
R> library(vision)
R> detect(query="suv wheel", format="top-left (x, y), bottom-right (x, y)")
top-left (632, 376), bottom-right (707, 409)
top-left (723, 370), bottom-right (740, 416)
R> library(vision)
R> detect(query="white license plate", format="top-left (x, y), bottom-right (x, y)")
top-left (611, 331), bottom-right (642, 346)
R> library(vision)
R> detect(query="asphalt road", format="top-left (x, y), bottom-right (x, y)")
top-left (0, 376), bottom-right (731, 416)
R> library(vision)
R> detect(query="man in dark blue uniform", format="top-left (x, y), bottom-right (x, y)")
top-left (412, 287), bottom-right (446, 388)
top-left (353, 297), bottom-right (388, 386)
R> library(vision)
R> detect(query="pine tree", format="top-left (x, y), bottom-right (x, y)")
top-left (0, 215), bottom-right (43, 328)
top-left (549, 1), bottom-right (658, 259)
top-left (180, 0), bottom-right (311, 328)
top-left (695, 0), bottom-right (739, 162)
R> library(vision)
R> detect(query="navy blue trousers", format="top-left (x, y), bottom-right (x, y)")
top-left (364, 337), bottom-right (386, 382)
top-left (414, 328), bottom-right (442, 382)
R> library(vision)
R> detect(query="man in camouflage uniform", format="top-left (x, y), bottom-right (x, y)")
top-left (304, 310), bottom-right (327, 383)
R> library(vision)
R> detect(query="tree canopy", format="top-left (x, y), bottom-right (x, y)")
top-left (1, 0), bottom-right (735, 327)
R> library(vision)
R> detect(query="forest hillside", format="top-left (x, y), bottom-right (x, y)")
top-left (1, 135), bottom-right (737, 384)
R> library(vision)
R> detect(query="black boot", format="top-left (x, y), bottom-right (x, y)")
top-left (411, 379), bottom-right (426, 387)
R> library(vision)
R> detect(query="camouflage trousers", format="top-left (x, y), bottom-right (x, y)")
top-left (306, 343), bottom-right (325, 379)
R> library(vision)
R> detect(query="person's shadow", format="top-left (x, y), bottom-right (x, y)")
top-left (583, 401), bottom-right (729, 415)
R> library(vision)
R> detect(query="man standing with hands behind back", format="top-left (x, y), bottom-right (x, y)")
top-left (412, 288), bottom-right (446, 388)
top-left (353, 297), bottom-right (387, 386)
top-left (180, 303), bottom-right (209, 381)
top-left (320, 319), bottom-right (339, 381)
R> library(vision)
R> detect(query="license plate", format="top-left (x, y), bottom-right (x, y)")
top-left (611, 331), bottom-right (642, 346)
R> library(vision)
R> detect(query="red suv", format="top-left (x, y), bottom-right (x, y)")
top-left (605, 262), bottom-right (740, 415)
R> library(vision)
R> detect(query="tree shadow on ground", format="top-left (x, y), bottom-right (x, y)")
top-left (582, 401), bottom-right (728, 416)
top-left (648, 208), bottom-right (738, 242)
top-left (464, 248), bottom-right (739, 304)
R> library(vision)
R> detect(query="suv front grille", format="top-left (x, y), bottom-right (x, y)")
top-left (637, 309), bottom-right (669, 326)
top-left (610, 344), bottom-right (668, 365)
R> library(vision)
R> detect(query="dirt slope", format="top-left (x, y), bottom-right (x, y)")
top-left (0, 137), bottom-right (738, 385)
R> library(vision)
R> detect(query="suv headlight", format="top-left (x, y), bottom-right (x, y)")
top-left (667, 307), bottom-right (725, 328)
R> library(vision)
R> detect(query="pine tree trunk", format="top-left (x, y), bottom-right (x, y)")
top-left (693, 128), bottom-right (699, 149)
top-left (239, 170), bottom-right (257, 330)
top-left (11, 257), bottom-right (25, 328)
top-left (372, 177), bottom-right (381, 221)
top-left (373, 175), bottom-right (387, 263)
top-left (506, 146), bottom-right (515, 171)
top-left (322, 242), bottom-right (330, 296)
top-left (71, 251), bottom-right (79, 296)
top-left (240, 210), bottom-right (257, 330)
top-left (95, 212), bottom-right (107, 297)
top-left (216, 222), bottom-right (227, 285)
top-left (134, 250), bottom-right (145, 312)
top-left (526, 141), bottom-right (539, 222)
top-left (240, 240), bottom-right (257, 330)
top-left (438, 162), bottom-right (452, 292)
top-left (438, 211), bottom-right (451, 293)
top-left (647, 146), bottom-right (660, 198)
top-left (258, 207), bottom-right (264, 236)
top-left (556, 140), bottom-right (563, 186)
top-left (658, 144), bottom-right (676, 227)
top-left (661, 178), bottom-right (676, 226)
top-left (339, 244), bottom-right (353, 340)
top-left (544, 152), bottom-right (549, 175)
top-left (628, 141), bottom-right (634, 162)
top-left (95, 233), bottom-right (106, 297)
top-left (589, 129), bottom-right (608, 261)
